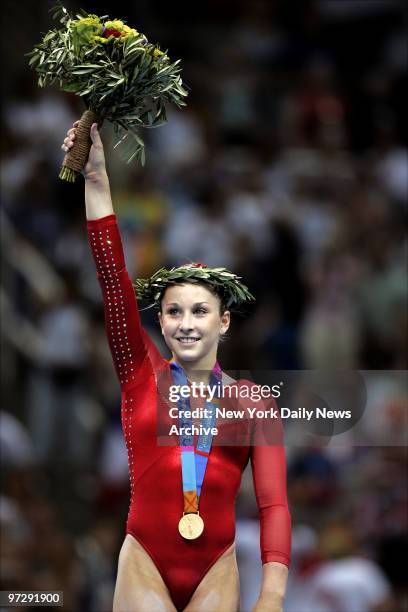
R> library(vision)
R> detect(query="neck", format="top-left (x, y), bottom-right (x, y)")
top-left (173, 355), bottom-right (218, 385)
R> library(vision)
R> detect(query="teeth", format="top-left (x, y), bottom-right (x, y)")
top-left (178, 338), bottom-right (199, 343)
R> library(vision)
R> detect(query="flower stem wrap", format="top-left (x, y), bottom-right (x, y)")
top-left (59, 109), bottom-right (101, 182)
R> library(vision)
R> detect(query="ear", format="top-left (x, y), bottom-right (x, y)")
top-left (220, 310), bottom-right (230, 335)
top-left (158, 311), bottom-right (164, 335)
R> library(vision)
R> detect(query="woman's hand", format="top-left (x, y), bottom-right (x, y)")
top-left (254, 562), bottom-right (288, 612)
top-left (61, 121), bottom-right (113, 219)
top-left (252, 594), bottom-right (283, 612)
top-left (61, 121), bottom-right (107, 183)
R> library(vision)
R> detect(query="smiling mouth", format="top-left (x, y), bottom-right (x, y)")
top-left (176, 337), bottom-right (200, 345)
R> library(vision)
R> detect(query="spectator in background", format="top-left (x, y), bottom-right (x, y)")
top-left (305, 522), bottom-right (394, 612)
top-left (27, 269), bottom-right (92, 465)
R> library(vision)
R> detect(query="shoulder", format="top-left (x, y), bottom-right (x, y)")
top-left (221, 373), bottom-right (258, 388)
top-left (221, 371), bottom-right (237, 386)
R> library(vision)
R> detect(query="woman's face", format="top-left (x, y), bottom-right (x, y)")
top-left (158, 283), bottom-right (230, 369)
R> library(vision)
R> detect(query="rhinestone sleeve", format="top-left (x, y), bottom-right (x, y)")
top-left (87, 214), bottom-right (149, 388)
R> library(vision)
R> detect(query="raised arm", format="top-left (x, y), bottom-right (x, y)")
top-left (62, 122), bottom-right (164, 387)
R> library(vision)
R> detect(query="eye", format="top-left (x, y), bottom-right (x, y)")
top-left (167, 307), bottom-right (180, 315)
top-left (194, 307), bottom-right (208, 315)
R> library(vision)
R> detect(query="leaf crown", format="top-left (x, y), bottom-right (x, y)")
top-left (133, 263), bottom-right (255, 309)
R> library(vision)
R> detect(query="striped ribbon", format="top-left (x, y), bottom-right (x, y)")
top-left (170, 360), bottom-right (221, 514)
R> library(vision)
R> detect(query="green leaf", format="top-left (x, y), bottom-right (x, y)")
top-left (73, 63), bottom-right (102, 69)
top-left (160, 82), bottom-right (175, 93)
top-left (61, 81), bottom-right (81, 92)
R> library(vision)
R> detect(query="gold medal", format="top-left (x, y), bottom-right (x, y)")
top-left (178, 512), bottom-right (204, 540)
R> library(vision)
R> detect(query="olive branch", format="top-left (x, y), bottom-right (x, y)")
top-left (134, 265), bottom-right (255, 309)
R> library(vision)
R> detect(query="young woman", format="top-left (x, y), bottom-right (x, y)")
top-left (62, 122), bottom-right (291, 612)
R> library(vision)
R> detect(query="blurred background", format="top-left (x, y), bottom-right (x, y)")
top-left (1, 0), bottom-right (407, 610)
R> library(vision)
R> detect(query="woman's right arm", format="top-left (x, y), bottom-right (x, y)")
top-left (62, 122), bottom-right (163, 387)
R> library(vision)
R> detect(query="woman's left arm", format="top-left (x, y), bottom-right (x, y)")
top-left (250, 396), bottom-right (291, 611)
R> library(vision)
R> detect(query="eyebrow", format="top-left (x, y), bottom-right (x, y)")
top-left (165, 302), bottom-right (210, 307)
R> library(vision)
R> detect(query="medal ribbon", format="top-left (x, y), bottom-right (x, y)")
top-left (170, 360), bottom-right (222, 514)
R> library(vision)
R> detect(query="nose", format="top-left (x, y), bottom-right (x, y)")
top-left (179, 312), bottom-right (194, 334)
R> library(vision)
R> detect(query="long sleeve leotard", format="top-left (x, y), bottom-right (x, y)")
top-left (88, 214), bottom-right (291, 611)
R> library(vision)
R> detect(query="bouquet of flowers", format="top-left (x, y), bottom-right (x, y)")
top-left (27, 4), bottom-right (188, 181)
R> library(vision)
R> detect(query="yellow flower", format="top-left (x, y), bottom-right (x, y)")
top-left (153, 48), bottom-right (164, 59)
top-left (100, 19), bottom-right (138, 39)
top-left (75, 16), bottom-right (102, 28)
top-left (94, 36), bottom-right (109, 44)
top-left (71, 17), bottom-right (103, 54)
top-left (122, 24), bottom-right (138, 36)
top-left (104, 20), bottom-right (125, 30)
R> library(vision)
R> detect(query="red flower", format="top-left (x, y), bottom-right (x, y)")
top-left (103, 28), bottom-right (125, 38)
top-left (191, 262), bottom-right (208, 268)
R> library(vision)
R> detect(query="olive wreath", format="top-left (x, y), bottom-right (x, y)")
top-left (133, 263), bottom-right (255, 309)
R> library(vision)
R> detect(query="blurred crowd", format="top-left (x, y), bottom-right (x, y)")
top-left (1, 0), bottom-right (407, 610)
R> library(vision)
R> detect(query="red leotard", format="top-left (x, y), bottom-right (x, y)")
top-left (87, 214), bottom-right (291, 611)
